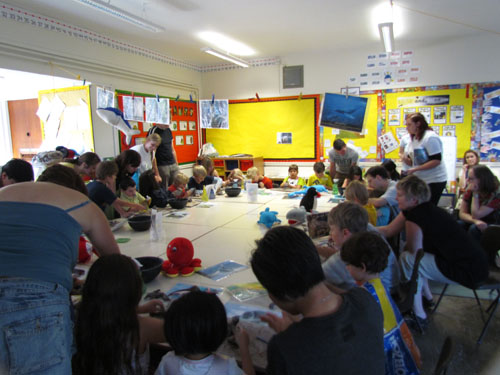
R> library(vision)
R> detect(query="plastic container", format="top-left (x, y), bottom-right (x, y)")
top-left (246, 183), bottom-right (258, 203)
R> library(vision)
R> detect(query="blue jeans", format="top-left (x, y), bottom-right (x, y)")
top-left (0, 278), bottom-right (72, 375)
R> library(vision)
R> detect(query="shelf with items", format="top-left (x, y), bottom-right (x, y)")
top-left (212, 156), bottom-right (264, 180)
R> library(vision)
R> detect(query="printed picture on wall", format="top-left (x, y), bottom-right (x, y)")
top-left (403, 107), bottom-right (416, 119)
top-left (179, 121), bottom-right (187, 131)
top-left (443, 125), bottom-right (456, 137)
top-left (189, 121), bottom-right (196, 130)
top-left (200, 99), bottom-right (229, 129)
top-left (277, 132), bottom-right (292, 144)
top-left (171, 121), bottom-right (178, 131)
top-left (419, 107), bottom-right (431, 123)
top-left (319, 93), bottom-right (368, 133)
top-left (431, 126), bottom-right (441, 135)
top-left (397, 95), bottom-right (450, 108)
top-left (388, 109), bottom-right (400, 126)
top-left (378, 132), bottom-right (399, 153)
top-left (433, 106), bottom-right (447, 124)
top-left (186, 135), bottom-right (194, 145)
top-left (96, 87), bottom-right (114, 109)
top-left (175, 135), bottom-right (184, 146)
top-left (450, 105), bottom-right (464, 123)
top-left (395, 127), bottom-right (408, 141)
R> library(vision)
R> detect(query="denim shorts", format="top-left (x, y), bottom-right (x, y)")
top-left (0, 278), bottom-right (72, 375)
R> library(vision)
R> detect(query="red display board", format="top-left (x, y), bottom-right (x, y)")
top-left (116, 91), bottom-right (199, 164)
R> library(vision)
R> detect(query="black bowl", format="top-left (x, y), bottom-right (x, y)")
top-left (225, 187), bottom-right (241, 197)
top-left (168, 198), bottom-right (188, 209)
top-left (135, 256), bottom-right (162, 283)
top-left (128, 215), bottom-right (152, 231)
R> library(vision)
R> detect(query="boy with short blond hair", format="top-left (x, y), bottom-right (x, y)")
top-left (168, 172), bottom-right (190, 198)
top-left (246, 166), bottom-right (273, 189)
top-left (187, 165), bottom-right (215, 191)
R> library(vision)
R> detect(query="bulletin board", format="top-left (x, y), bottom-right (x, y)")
top-left (204, 95), bottom-right (320, 161)
top-left (116, 90), bottom-right (199, 165)
top-left (383, 88), bottom-right (472, 159)
top-left (480, 86), bottom-right (500, 161)
top-left (321, 93), bottom-right (379, 160)
top-left (38, 85), bottom-right (94, 153)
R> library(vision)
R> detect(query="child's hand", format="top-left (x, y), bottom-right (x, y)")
top-left (137, 299), bottom-right (165, 314)
top-left (234, 325), bottom-right (250, 349)
top-left (260, 311), bottom-right (298, 333)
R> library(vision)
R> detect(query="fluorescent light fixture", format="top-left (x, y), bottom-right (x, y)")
top-left (378, 22), bottom-right (395, 52)
top-left (198, 32), bottom-right (255, 56)
top-left (72, 0), bottom-right (164, 33)
top-left (201, 47), bottom-right (249, 68)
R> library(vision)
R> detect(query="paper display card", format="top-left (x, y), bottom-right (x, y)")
top-left (122, 96), bottom-right (144, 122)
top-left (175, 135), bottom-right (184, 145)
top-left (200, 99), bottom-right (229, 129)
top-left (433, 106), bottom-right (447, 124)
top-left (388, 109), bottom-right (400, 126)
top-left (419, 107), bottom-right (431, 123)
top-left (145, 97), bottom-right (170, 124)
top-left (379, 131), bottom-right (399, 153)
top-left (227, 282), bottom-right (267, 302)
top-left (277, 132), bottom-right (292, 144)
top-left (198, 260), bottom-right (248, 281)
top-left (189, 121), bottom-right (196, 130)
top-left (443, 125), bottom-right (456, 137)
top-left (450, 105), bottom-right (464, 123)
top-left (96, 87), bottom-right (114, 109)
top-left (432, 126), bottom-right (441, 135)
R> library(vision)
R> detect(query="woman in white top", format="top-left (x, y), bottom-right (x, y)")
top-left (403, 112), bottom-right (448, 205)
top-left (131, 133), bottom-right (162, 183)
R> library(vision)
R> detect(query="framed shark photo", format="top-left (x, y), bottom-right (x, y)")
top-left (319, 93), bottom-right (368, 133)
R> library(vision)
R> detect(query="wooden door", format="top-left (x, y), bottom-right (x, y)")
top-left (8, 99), bottom-right (42, 161)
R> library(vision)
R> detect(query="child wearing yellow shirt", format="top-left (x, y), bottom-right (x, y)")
top-left (345, 180), bottom-right (377, 226)
top-left (307, 162), bottom-right (333, 189)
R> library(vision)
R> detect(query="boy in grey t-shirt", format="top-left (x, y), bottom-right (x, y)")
top-left (328, 139), bottom-right (359, 193)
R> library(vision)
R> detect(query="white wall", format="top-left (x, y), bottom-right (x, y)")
top-left (0, 16), bottom-right (202, 159)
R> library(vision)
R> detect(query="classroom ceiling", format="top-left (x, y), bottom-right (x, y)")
top-left (6, 0), bottom-right (500, 67)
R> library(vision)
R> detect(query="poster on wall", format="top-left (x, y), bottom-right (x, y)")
top-left (433, 106), bottom-right (447, 124)
top-left (378, 132), bottom-right (399, 153)
top-left (388, 109), bottom-right (400, 126)
top-left (443, 125), bottom-right (456, 137)
top-left (277, 132), bottom-right (292, 144)
top-left (395, 127), bottom-right (408, 141)
top-left (481, 86), bottom-right (500, 161)
top-left (419, 107), bottom-right (431, 123)
top-left (200, 99), bottom-right (229, 129)
top-left (397, 95), bottom-right (449, 108)
top-left (450, 105), bottom-right (464, 123)
top-left (431, 126), bottom-right (441, 135)
top-left (319, 93), bottom-right (368, 133)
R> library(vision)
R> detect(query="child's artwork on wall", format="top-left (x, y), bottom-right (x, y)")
top-left (277, 132), bottom-right (292, 144)
top-left (319, 93), bottom-right (368, 133)
top-left (186, 135), bottom-right (194, 145)
top-left (179, 121), bottom-right (187, 131)
top-left (388, 109), bottom-right (400, 126)
top-left (122, 96), bottom-right (144, 122)
top-left (200, 99), bottom-right (229, 129)
top-left (171, 121), bottom-right (178, 131)
top-left (175, 135), bottom-right (184, 146)
top-left (145, 97), bottom-right (170, 124)
top-left (481, 86), bottom-right (500, 161)
top-left (443, 126), bottom-right (455, 137)
top-left (189, 121), bottom-right (196, 130)
top-left (96, 87), bottom-right (114, 108)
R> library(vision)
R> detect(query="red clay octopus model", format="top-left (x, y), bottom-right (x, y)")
top-left (162, 237), bottom-right (202, 277)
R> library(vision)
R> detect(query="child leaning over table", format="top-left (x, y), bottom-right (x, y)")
top-left (280, 164), bottom-right (305, 189)
top-left (246, 166), bottom-right (273, 189)
top-left (188, 165), bottom-right (216, 194)
top-left (139, 169), bottom-right (169, 208)
top-left (307, 161), bottom-right (333, 189)
top-left (155, 291), bottom-right (254, 375)
top-left (223, 168), bottom-right (245, 187)
top-left (340, 232), bottom-right (421, 375)
top-left (119, 176), bottom-right (149, 211)
top-left (168, 172), bottom-right (191, 198)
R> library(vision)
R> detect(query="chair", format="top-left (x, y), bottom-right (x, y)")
top-left (392, 249), bottom-right (425, 332)
top-left (433, 336), bottom-right (454, 375)
top-left (480, 225), bottom-right (500, 266)
top-left (431, 268), bottom-right (500, 346)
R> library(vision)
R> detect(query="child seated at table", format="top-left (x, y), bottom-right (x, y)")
top-left (73, 254), bottom-right (165, 375)
top-left (341, 165), bottom-right (364, 189)
top-left (139, 169), bottom-right (170, 208)
top-left (87, 161), bottom-right (144, 218)
top-left (119, 176), bottom-right (149, 211)
top-left (155, 291), bottom-right (254, 375)
top-left (345, 180), bottom-right (377, 226)
top-left (223, 168), bottom-right (245, 188)
top-left (307, 161), bottom-right (333, 189)
top-left (168, 172), bottom-right (190, 198)
top-left (280, 164), bottom-right (305, 189)
top-left (188, 165), bottom-right (216, 194)
top-left (340, 232), bottom-right (421, 375)
top-left (246, 166), bottom-right (273, 189)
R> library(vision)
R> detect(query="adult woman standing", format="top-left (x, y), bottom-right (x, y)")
top-left (458, 149), bottom-right (479, 191)
top-left (131, 133), bottom-right (162, 183)
top-left (403, 112), bottom-right (448, 205)
top-left (378, 175), bottom-right (488, 328)
top-left (459, 164), bottom-right (500, 241)
top-left (0, 170), bottom-right (120, 374)
top-left (60, 151), bottom-right (101, 182)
